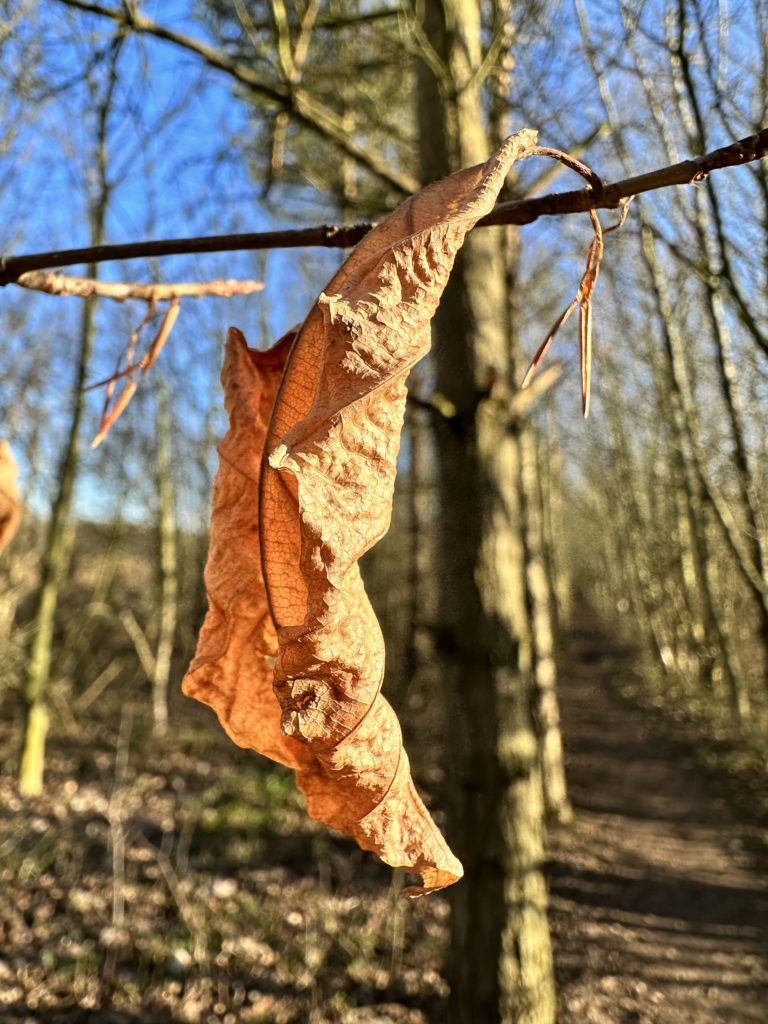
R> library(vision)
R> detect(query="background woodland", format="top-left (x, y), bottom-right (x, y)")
top-left (1, 1), bottom-right (767, 1023)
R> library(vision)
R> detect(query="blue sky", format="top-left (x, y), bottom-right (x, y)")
top-left (0, 1), bottom-right (348, 523)
top-left (1, 0), bottom-right (765, 523)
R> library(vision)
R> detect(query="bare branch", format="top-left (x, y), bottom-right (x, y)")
top-left (54, 0), bottom-right (419, 196)
top-left (0, 128), bottom-right (765, 286)
top-left (15, 271), bottom-right (265, 301)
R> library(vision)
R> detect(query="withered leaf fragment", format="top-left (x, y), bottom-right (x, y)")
top-left (183, 129), bottom-right (538, 894)
top-left (0, 442), bottom-right (21, 553)
top-left (183, 329), bottom-right (312, 772)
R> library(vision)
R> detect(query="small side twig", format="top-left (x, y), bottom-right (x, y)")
top-left (73, 658), bottom-right (125, 712)
top-left (117, 609), bottom-right (157, 680)
top-left (508, 363), bottom-right (563, 422)
top-left (91, 299), bottom-right (180, 448)
top-left (521, 151), bottom-right (632, 416)
top-left (16, 271), bottom-right (264, 301)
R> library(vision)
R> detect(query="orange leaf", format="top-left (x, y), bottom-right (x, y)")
top-left (182, 328), bottom-right (312, 772)
top-left (183, 129), bottom-right (539, 895)
top-left (0, 442), bottom-right (21, 553)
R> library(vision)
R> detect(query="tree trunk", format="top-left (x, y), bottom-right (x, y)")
top-left (639, 226), bottom-right (748, 721)
top-left (402, 396), bottom-right (434, 702)
top-left (18, 44), bottom-right (119, 795)
top-left (417, 3), bottom-right (555, 1021)
top-left (18, 263), bottom-right (100, 796)
top-left (669, 7), bottom-right (768, 656)
top-left (504, 221), bottom-right (570, 826)
top-left (535, 432), bottom-right (567, 645)
top-left (520, 428), bottom-right (571, 825)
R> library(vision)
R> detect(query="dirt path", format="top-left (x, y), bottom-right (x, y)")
top-left (548, 623), bottom-right (768, 1024)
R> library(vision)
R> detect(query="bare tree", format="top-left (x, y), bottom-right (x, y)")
top-left (19, 35), bottom-right (123, 794)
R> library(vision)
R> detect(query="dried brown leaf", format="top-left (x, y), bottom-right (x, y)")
top-left (182, 328), bottom-right (312, 771)
top-left (183, 129), bottom-right (539, 894)
top-left (0, 442), bottom-right (21, 552)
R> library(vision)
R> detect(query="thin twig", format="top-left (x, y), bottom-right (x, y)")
top-left (55, 0), bottom-right (419, 196)
top-left (533, 145), bottom-right (604, 197)
top-left (91, 300), bottom-right (180, 447)
top-left (15, 271), bottom-right (264, 301)
top-left (0, 128), bottom-right (764, 285)
top-left (522, 151), bottom-right (611, 417)
top-left (73, 658), bottom-right (125, 712)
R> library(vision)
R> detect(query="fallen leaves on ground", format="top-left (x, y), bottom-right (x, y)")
top-left (0, 716), bottom-right (450, 1024)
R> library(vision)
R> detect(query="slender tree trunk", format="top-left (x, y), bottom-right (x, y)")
top-left (504, 220), bottom-right (570, 827)
top-left (18, 249), bottom-right (104, 795)
top-left (18, 44), bottom-right (119, 795)
top-left (639, 227), bottom-right (747, 720)
top-left (417, 4), bottom-right (554, 1021)
top-left (520, 428), bottom-right (571, 824)
top-left (670, 28), bottom-right (768, 655)
top-left (152, 382), bottom-right (178, 736)
top-left (535, 432), bottom-right (566, 644)
top-left (402, 396), bottom-right (434, 700)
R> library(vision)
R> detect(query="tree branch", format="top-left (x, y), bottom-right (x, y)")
top-left (55, 0), bottom-right (419, 196)
top-left (0, 128), bottom-right (765, 286)
top-left (15, 271), bottom-right (265, 301)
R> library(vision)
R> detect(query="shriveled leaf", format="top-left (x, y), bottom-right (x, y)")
top-left (0, 442), bottom-right (21, 553)
top-left (184, 129), bottom-right (538, 895)
top-left (182, 329), bottom-right (312, 771)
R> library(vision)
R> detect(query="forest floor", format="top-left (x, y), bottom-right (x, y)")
top-left (1, 619), bottom-right (768, 1023)
top-left (549, 617), bottom-right (768, 1023)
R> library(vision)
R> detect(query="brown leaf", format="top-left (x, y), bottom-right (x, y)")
top-left (184, 129), bottom-right (539, 894)
top-left (0, 442), bottom-right (21, 553)
top-left (182, 328), bottom-right (312, 771)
